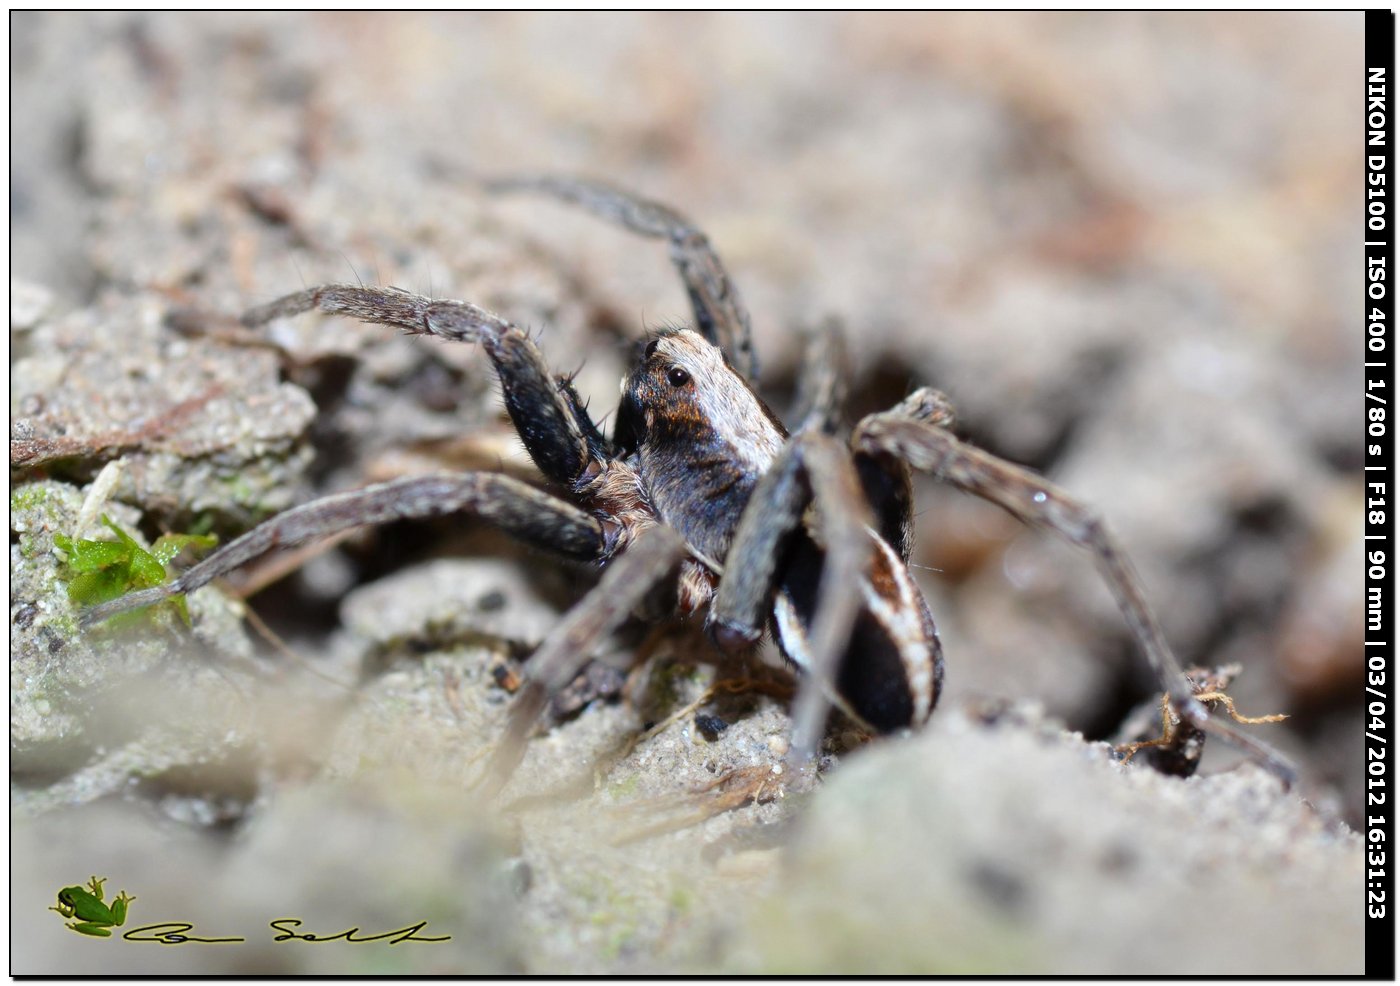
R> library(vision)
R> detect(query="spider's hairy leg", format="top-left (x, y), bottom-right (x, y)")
top-left (708, 430), bottom-right (874, 767)
top-left (790, 316), bottom-right (849, 434)
top-left (485, 175), bottom-right (758, 382)
top-left (852, 388), bottom-right (956, 562)
top-left (707, 432), bottom-right (831, 650)
top-left (881, 386), bottom-right (959, 430)
top-left (792, 323), bottom-right (925, 563)
top-left (555, 375), bottom-right (618, 462)
top-left (242, 285), bottom-right (597, 487)
top-left (853, 400), bottom-right (1298, 788)
top-left (479, 525), bottom-right (688, 798)
top-left (80, 473), bottom-right (606, 627)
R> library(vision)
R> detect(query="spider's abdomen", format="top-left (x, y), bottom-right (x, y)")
top-left (773, 529), bottom-right (943, 732)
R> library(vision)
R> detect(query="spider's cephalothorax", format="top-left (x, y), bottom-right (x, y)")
top-left (614, 329), bottom-right (786, 564)
top-left (84, 175), bottom-right (1295, 791)
top-left (611, 327), bottom-right (943, 732)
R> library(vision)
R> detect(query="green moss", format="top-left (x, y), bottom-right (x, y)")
top-left (10, 484), bottom-right (53, 513)
top-left (54, 515), bottom-right (216, 628)
top-left (46, 611), bottom-right (79, 639)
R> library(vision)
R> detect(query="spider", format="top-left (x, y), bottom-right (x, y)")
top-left (83, 175), bottom-right (1295, 793)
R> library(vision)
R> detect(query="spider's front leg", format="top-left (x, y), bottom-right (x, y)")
top-left (853, 389), bottom-right (1298, 787)
top-left (708, 318), bottom-right (858, 657)
top-left (242, 285), bottom-right (601, 488)
top-left (709, 429), bottom-right (876, 769)
top-left (80, 473), bottom-right (607, 627)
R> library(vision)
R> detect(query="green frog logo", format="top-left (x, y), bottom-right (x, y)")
top-left (49, 876), bottom-right (135, 937)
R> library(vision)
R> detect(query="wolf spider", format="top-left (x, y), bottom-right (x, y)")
top-left (85, 175), bottom-right (1295, 792)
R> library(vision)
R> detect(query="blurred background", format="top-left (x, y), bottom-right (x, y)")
top-left (11, 12), bottom-right (1365, 974)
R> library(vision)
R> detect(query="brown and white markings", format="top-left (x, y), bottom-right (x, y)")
top-left (82, 176), bottom-right (1297, 793)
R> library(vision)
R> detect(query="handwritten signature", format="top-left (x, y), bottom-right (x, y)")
top-left (120, 919), bottom-right (450, 945)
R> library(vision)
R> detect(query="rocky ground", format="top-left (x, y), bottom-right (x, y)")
top-left (11, 12), bottom-right (1365, 974)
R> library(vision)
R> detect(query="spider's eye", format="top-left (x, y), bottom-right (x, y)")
top-left (644, 339), bottom-right (660, 359)
top-left (666, 366), bottom-right (691, 387)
